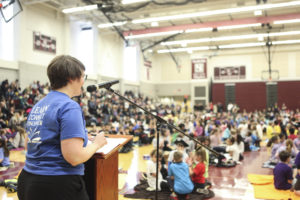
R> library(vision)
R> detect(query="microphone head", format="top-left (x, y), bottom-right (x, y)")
top-left (87, 85), bottom-right (97, 93)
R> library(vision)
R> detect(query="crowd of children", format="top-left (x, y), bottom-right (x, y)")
top-left (0, 79), bottom-right (47, 167)
top-left (1, 79), bottom-right (300, 198)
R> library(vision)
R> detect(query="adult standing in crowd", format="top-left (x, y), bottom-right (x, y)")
top-left (17, 55), bottom-right (107, 200)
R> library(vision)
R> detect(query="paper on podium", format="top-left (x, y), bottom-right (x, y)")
top-left (88, 138), bottom-right (127, 155)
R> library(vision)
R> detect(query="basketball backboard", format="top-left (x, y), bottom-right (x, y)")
top-left (0, 0), bottom-right (22, 23)
top-left (261, 70), bottom-right (280, 82)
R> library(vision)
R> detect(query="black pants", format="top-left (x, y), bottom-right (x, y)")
top-left (17, 169), bottom-right (89, 200)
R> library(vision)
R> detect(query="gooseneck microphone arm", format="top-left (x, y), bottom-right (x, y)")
top-left (95, 82), bottom-right (223, 200)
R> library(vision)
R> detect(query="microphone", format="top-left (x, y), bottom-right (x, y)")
top-left (87, 80), bottom-right (119, 92)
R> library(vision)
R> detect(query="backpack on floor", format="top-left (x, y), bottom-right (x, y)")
top-left (0, 178), bottom-right (18, 193)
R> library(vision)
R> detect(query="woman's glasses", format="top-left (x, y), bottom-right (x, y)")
top-left (82, 74), bottom-right (88, 80)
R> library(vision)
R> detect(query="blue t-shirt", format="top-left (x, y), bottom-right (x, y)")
top-left (24, 91), bottom-right (88, 176)
top-left (273, 162), bottom-right (293, 190)
top-left (0, 147), bottom-right (10, 166)
top-left (168, 162), bottom-right (194, 194)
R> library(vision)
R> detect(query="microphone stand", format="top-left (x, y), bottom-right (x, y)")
top-left (103, 86), bottom-right (223, 200)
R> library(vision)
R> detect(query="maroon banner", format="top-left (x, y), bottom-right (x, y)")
top-left (192, 58), bottom-right (207, 79)
top-left (144, 60), bottom-right (152, 68)
top-left (33, 31), bottom-right (56, 54)
top-left (214, 66), bottom-right (245, 80)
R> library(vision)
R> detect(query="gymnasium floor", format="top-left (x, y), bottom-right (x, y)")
top-left (0, 142), bottom-right (273, 200)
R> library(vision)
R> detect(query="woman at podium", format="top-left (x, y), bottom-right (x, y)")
top-left (17, 55), bottom-right (107, 200)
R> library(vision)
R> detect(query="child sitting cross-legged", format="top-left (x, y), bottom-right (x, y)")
top-left (273, 150), bottom-right (293, 190)
top-left (168, 151), bottom-right (194, 200)
top-left (146, 149), bottom-right (169, 191)
top-left (189, 149), bottom-right (209, 195)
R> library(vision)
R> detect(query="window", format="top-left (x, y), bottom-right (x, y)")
top-left (123, 46), bottom-right (138, 82)
top-left (77, 27), bottom-right (93, 73)
top-left (0, 5), bottom-right (14, 61)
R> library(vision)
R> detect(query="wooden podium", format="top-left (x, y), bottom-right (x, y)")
top-left (84, 135), bottom-right (132, 200)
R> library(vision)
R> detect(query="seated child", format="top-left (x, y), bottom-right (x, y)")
top-left (293, 132), bottom-right (300, 151)
top-left (189, 149), bottom-right (208, 194)
top-left (267, 136), bottom-right (281, 163)
top-left (245, 131), bottom-right (260, 151)
top-left (0, 138), bottom-right (10, 167)
top-left (226, 137), bottom-right (239, 162)
top-left (168, 151), bottom-right (194, 200)
top-left (273, 150), bottom-right (293, 190)
top-left (146, 149), bottom-right (168, 191)
top-left (168, 138), bottom-right (189, 167)
top-left (288, 128), bottom-right (297, 140)
top-left (235, 134), bottom-right (244, 161)
top-left (295, 151), bottom-right (300, 196)
top-left (275, 139), bottom-right (298, 162)
top-left (9, 126), bottom-right (26, 149)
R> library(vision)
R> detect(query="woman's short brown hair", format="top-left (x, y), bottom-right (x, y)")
top-left (47, 55), bottom-right (85, 90)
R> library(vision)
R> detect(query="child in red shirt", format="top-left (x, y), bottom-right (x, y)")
top-left (189, 149), bottom-right (207, 193)
top-left (288, 127), bottom-right (297, 140)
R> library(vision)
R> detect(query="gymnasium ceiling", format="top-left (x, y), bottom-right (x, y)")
top-left (21, 0), bottom-right (300, 53)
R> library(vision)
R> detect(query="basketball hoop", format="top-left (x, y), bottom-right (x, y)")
top-left (0, 0), bottom-right (23, 23)
top-left (261, 70), bottom-right (280, 82)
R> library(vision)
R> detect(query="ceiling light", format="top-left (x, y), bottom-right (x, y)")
top-left (127, 27), bottom-right (212, 39)
top-left (161, 30), bottom-right (300, 46)
top-left (122, 0), bottom-right (149, 4)
top-left (162, 38), bottom-right (210, 46)
top-left (254, 10), bottom-right (262, 16)
top-left (272, 39), bottom-right (300, 45)
top-left (181, 42), bottom-right (187, 47)
top-left (258, 36), bottom-right (264, 41)
top-left (157, 46), bottom-right (210, 53)
top-left (218, 23), bottom-right (261, 30)
top-left (62, 5), bottom-right (98, 14)
top-left (151, 22), bottom-right (159, 27)
top-left (273, 18), bottom-right (300, 24)
top-left (132, 1), bottom-right (300, 24)
top-left (98, 21), bottom-right (127, 28)
top-left (185, 27), bottom-right (213, 33)
top-left (125, 30), bottom-right (183, 39)
top-left (219, 42), bottom-right (265, 49)
top-left (127, 23), bottom-right (260, 39)
top-left (268, 30), bottom-right (300, 37)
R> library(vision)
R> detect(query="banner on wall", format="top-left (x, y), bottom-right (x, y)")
top-left (144, 59), bottom-right (152, 80)
top-left (192, 58), bottom-right (207, 79)
top-left (144, 60), bottom-right (152, 68)
top-left (33, 31), bottom-right (56, 54)
top-left (214, 66), bottom-right (246, 80)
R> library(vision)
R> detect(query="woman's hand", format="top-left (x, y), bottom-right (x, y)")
top-left (93, 133), bottom-right (107, 149)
